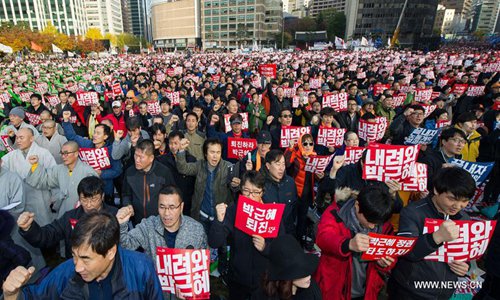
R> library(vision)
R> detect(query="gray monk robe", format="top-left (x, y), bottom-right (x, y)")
top-left (26, 159), bottom-right (97, 218)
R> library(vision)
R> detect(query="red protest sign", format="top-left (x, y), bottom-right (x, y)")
top-left (165, 91), bottom-right (180, 106)
top-left (358, 117), bottom-right (387, 143)
top-left (309, 78), bottom-right (322, 89)
top-left (452, 84), bottom-right (468, 97)
top-left (316, 127), bottom-right (345, 147)
top-left (362, 143), bottom-right (420, 182)
top-left (227, 137), bottom-right (257, 159)
top-left (156, 248), bottom-right (210, 299)
top-left (292, 96), bottom-right (301, 108)
top-left (361, 233), bottom-right (417, 261)
top-left (0, 135), bottom-right (13, 152)
top-left (45, 95), bottom-right (60, 107)
top-left (112, 83), bottom-right (122, 96)
top-left (373, 84), bottom-right (390, 97)
top-left (414, 89), bottom-right (433, 102)
top-left (19, 92), bottom-right (31, 103)
top-left (344, 146), bottom-right (365, 165)
top-left (234, 195), bottom-right (285, 238)
top-left (79, 147), bottom-right (111, 171)
top-left (423, 219), bottom-right (497, 262)
top-left (466, 85), bottom-right (485, 97)
top-left (0, 93), bottom-right (10, 103)
top-left (166, 68), bottom-right (175, 77)
top-left (25, 112), bottom-right (41, 126)
top-left (258, 64), bottom-right (277, 78)
top-left (421, 104), bottom-right (437, 118)
top-left (223, 112), bottom-right (249, 133)
top-left (436, 119), bottom-right (451, 129)
top-left (76, 91), bottom-right (99, 106)
top-left (401, 162), bottom-right (428, 192)
top-left (280, 126), bottom-right (311, 148)
top-left (437, 78), bottom-right (449, 88)
top-left (392, 93), bottom-right (407, 108)
top-left (322, 92), bottom-right (348, 112)
top-left (304, 155), bottom-right (333, 174)
top-left (146, 101), bottom-right (161, 115)
top-left (156, 73), bottom-right (166, 83)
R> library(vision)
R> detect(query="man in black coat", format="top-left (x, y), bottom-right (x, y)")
top-left (17, 176), bottom-right (117, 258)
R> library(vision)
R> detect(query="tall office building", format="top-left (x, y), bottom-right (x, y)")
top-left (151, 0), bottom-right (201, 50)
top-left (130, 0), bottom-right (152, 41)
top-left (84, 0), bottom-right (124, 34)
top-left (202, 0), bottom-right (281, 49)
top-left (122, 0), bottom-right (133, 33)
top-left (439, 0), bottom-right (473, 31)
top-left (471, 0), bottom-right (500, 33)
top-left (0, 0), bottom-right (87, 35)
top-left (433, 4), bottom-right (456, 34)
top-left (345, 0), bottom-right (439, 45)
top-left (309, 0), bottom-right (346, 17)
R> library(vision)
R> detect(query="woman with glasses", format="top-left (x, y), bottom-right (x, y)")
top-left (209, 171), bottom-right (285, 300)
top-left (284, 134), bottom-right (323, 249)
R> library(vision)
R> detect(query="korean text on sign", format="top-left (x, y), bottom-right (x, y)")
top-left (224, 113), bottom-right (249, 133)
top-left (322, 92), bottom-right (348, 112)
top-left (404, 128), bottom-right (440, 145)
top-left (146, 101), bottom-right (161, 115)
top-left (227, 137), bottom-right (257, 159)
top-left (165, 91), bottom-right (180, 106)
top-left (401, 162), bottom-right (428, 192)
top-left (156, 248), bottom-right (210, 299)
top-left (362, 143), bottom-right (420, 182)
top-left (304, 155), bottom-right (333, 174)
top-left (25, 112), bottom-right (42, 126)
top-left (358, 117), bottom-right (387, 143)
top-left (373, 84), bottom-right (390, 97)
top-left (316, 127), bottom-right (346, 147)
top-left (258, 64), bottom-right (277, 78)
top-left (344, 146), bottom-right (365, 165)
top-left (78, 148), bottom-right (111, 171)
top-left (450, 159), bottom-right (494, 186)
top-left (76, 91), bottom-right (99, 106)
top-left (414, 89), bottom-right (433, 102)
top-left (234, 195), bottom-right (285, 238)
top-left (423, 219), bottom-right (497, 262)
top-left (436, 120), bottom-right (451, 129)
top-left (280, 126), bottom-right (311, 148)
top-left (361, 233), bottom-right (417, 261)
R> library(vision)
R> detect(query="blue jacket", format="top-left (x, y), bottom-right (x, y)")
top-left (62, 121), bottom-right (122, 195)
top-left (22, 246), bottom-right (163, 299)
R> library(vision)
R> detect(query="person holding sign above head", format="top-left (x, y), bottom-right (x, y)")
top-left (314, 185), bottom-right (395, 300)
top-left (3, 211), bottom-right (163, 300)
top-left (207, 113), bottom-right (250, 163)
top-left (209, 171), bottom-right (285, 300)
top-left (388, 166), bottom-right (476, 300)
top-left (61, 110), bottom-right (122, 206)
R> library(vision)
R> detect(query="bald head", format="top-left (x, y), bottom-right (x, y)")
top-left (15, 128), bottom-right (35, 151)
top-left (63, 141), bottom-right (79, 152)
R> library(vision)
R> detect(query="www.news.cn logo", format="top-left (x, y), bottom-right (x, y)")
top-left (414, 280), bottom-right (482, 290)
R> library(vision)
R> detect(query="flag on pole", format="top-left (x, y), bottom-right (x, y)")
top-left (52, 44), bottom-right (63, 53)
top-left (0, 43), bottom-right (13, 53)
top-left (361, 37), bottom-right (368, 46)
top-left (31, 41), bottom-right (43, 52)
top-left (68, 51), bottom-right (75, 57)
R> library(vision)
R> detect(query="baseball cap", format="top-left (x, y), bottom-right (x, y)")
top-left (257, 131), bottom-right (272, 144)
top-left (230, 114), bottom-right (243, 125)
top-left (112, 100), bottom-right (122, 108)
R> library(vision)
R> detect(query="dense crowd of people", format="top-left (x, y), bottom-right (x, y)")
top-left (0, 48), bottom-right (499, 300)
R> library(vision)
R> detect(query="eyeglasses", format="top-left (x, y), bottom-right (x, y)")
top-left (302, 142), bottom-right (314, 146)
top-left (159, 203), bottom-right (182, 212)
top-left (449, 138), bottom-right (467, 144)
top-left (411, 112), bottom-right (424, 116)
top-left (80, 194), bottom-right (102, 204)
top-left (241, 189), bottom-right (263, 197)
top-left (60, 150), bottom-right (78, 156)
top-left (281, 114), bottom-right (292, 118)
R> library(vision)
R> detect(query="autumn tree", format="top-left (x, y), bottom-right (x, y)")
top-left (85, 27), bottom-right (104, 40)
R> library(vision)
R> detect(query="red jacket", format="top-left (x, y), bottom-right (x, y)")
top-left (100, 112), bottom-right (127, 135)
top-left (314, 203), bottom-right (395, 300)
